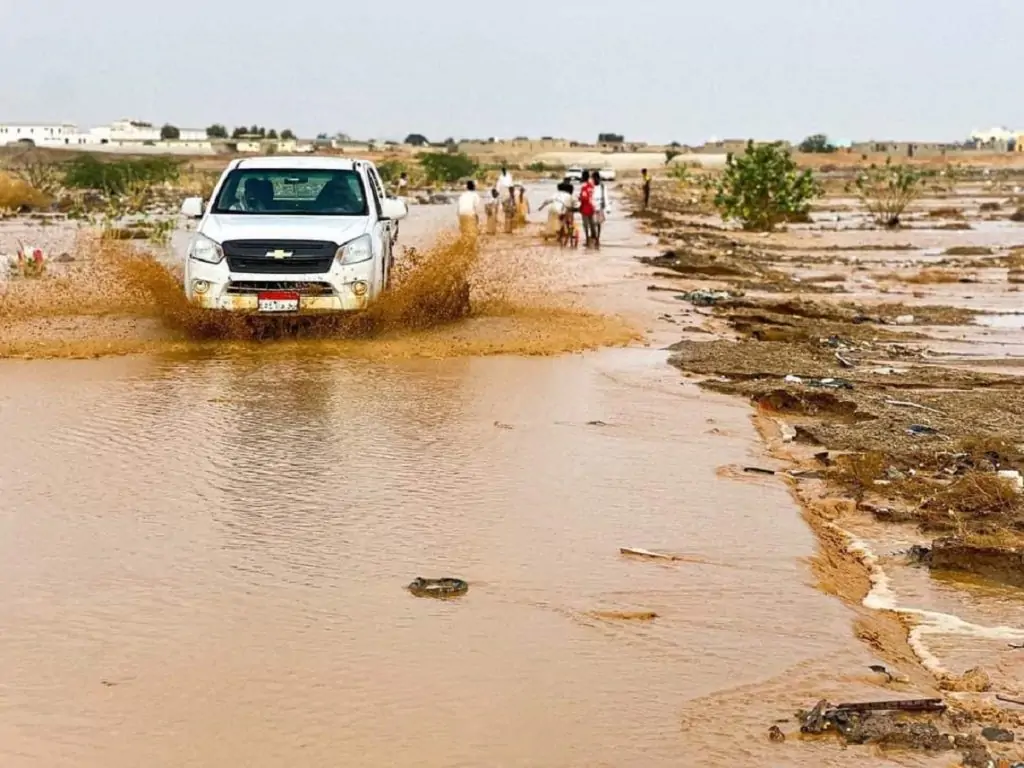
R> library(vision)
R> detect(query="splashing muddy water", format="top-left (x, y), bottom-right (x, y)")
top-left (0, 189), bottom-right (936, 767)
top-left (0, 225), bottom-right (639, 360)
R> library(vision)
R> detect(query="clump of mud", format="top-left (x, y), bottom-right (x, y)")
top-left (0, 230), bottom-right (639, 359)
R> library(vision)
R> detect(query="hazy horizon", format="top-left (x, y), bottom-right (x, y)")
top-left (2, 0), bottom-right (1021, 145)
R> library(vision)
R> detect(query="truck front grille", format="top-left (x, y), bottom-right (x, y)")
top-left (222, 239), bottom-right (336, 274)
top-left (225, 281), bottom-right (335, 296)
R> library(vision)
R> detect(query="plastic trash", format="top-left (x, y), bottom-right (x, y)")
top-left (907, 424), bottom-right (940, 437)
top-left (406, 577), bottom-right (469, 598)
top-left (807, 377), bottom-right (854, 390)
top-left (998, 470), bottom-right (1024, 491)
top-left (680, 289), bottom-right (735, 307)
top-left (894, 315), bottom-right (915, 325)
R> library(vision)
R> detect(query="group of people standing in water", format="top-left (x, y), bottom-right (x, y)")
top-left (455, 166), bottom-right (611, 249)
top-left (456, 167), bottom-right (529, 238)
top-left (538, 170), bottom-right (610, 249)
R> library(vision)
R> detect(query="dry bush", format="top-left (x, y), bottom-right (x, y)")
top-left (1011, 207), bottom-right (1024, 223)
top-left (944, 246), bottom-right (992, 256)
top-left (921, 471), bottom-right (1020, 518)
top-left (927, 206), bottom-right (964, 219)
top-left (979, 201), bottom-right (1002, 212)
top-left (0, 172), bottom-right (49, 211)
top-left (956, 435), bottom-right (1024, 467)
top-left (904, 269), bottom-right (963, 284)
top-left (830, 451), bottom-right (888, 499)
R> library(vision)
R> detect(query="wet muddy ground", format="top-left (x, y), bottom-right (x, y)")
top-left (0, 184), bottom-right (1011, 766)
top-left (633, 174), bottom-right (1024, 765)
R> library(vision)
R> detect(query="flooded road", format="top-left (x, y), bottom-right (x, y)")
top-left (0, 195), bottom-right (912, 766)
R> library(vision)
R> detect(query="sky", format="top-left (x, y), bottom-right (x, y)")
top-left (2, 0), bottom-right (1022, 145)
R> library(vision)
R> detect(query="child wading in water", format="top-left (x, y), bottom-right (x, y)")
top-left (484, 189), bottom-right (500, 234)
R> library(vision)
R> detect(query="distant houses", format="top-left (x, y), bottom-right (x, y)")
top-left (0, 118), bottom-right (314, 155)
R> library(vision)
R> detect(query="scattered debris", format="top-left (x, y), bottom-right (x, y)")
top-left (885, 399), bottom-right (946, 416)
top-left (619, 547), bottom-right (680, 561)
top-left (678, 289), bottom-right (737, 307)
top-left (800, 698), bottom-right (948, 735)
top-left (586, 420), bottom-right (609, 427)
top-left (834, 352), bottom-right (856, 368)
top-left (868, 664), bottom-right (894, 683)
top-left (808, 377), bottom-right (854, 390)
top-left (788, 469), bottom-right (825, 480)
top-left (589, 610), bottom-right (658, 622)
top-left (768, 725), bottom-right (785, 743)
top-left (743, 466), bottom-right (777, 476)
top-left (981, 726), bottom-right (1015, 743)
top-left (493, 421), bottom-right (514, 430)
top-left (998, 469), bottom-right (1024, 491)
top-left (997, 694), bottom-right (1024, 705)
top-left (894, 314), bottom-right (916, 325)
top-left (406, 577), bottom-right (469, 599)
top-left (907, 424), bottom-right (941, 437)
top-left (777, 421), bottom-right (798, 442)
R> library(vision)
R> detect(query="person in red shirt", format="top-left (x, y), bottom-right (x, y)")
top-left (578, 172), bottom-right (596, 248)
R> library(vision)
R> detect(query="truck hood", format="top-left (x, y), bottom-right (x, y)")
top-left (200, 214), bottom-right (371, 246)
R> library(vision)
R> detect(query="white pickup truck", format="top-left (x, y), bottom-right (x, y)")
top-left (180, 156), bottom-right (408, 314)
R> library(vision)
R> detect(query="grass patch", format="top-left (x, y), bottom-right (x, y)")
top-left (944, 246), bottom-right (992, 256)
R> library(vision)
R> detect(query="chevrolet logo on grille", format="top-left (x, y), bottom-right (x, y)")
top-left (266, 249), bottom-right (293, 259)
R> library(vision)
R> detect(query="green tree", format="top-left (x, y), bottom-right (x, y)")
top-left (160, 124), bottom-right (180, 140)
top-left (232, 126), bottom-right (248, 138)
top-left (855, 158), bottom-right (926, 228)
top-left (404, 133), bottom-right (429, 146)
top-left (280, 129), bottom-right (296, 140)
top-left (267, 129), bottom-right (278, 139)
top-left (713, 141), bottom-right (820, 231)
top-left (376, 159), bottom-right (407, 184)
top-left (205, 124), bottom-right (228, 139)
top-left (418, 152), bottom-right (478, 184)
top-left (798, 133), bottom-right (837, 153)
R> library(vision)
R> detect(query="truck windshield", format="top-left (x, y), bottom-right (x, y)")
top-left (211, 168), bottom-right (369, 215)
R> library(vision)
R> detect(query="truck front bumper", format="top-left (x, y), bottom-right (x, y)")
top-left (185, 258), bottom-right (374, 312)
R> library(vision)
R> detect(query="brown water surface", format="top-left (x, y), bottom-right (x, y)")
top-left (0, 191), bottom-right (922, 767)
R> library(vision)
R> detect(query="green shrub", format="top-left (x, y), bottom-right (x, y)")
top-left (713, 141), bottom-right (820, 231)
top-left (418, 152), bottom-right (478, 184)
top-left (63, 155), bottom-right (182, 196)
top-left (376, 159), bottom-right (407, 184)
top-left (855, 158), bottom-right (926, 227)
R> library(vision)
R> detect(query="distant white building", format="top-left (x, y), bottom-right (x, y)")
top-left (0, 122), bottom-right (81, 146)
top-left (0, 118), bottom-right (210, 148)
top-left (970, 126), bottom-right (1015, 144)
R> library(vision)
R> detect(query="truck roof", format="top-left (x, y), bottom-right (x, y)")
top-left (232, 156), bottom-right (365, 171)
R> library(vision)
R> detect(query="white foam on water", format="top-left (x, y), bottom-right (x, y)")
top-left (833, 524), bottom-right (1024, 676)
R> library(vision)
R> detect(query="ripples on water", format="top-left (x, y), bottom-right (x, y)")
top-left (0, 348), bottom-right (877, 767)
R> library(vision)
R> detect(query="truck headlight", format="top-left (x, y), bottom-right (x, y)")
top-left (189, 233), bottom-right (224, 264)
top-left (335, 234), bottom-right (372, 265)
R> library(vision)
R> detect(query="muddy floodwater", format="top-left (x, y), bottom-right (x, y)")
top-left (1, 193), bottom-right (928, 766)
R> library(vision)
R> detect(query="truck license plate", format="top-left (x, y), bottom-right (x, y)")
top-left (257, 291), bottom-right (300, 312)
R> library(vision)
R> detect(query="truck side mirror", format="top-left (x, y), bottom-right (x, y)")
top-left (180, 197), bottom-right (205, 219)
top-left (380, 198), bottom-right (408, 221)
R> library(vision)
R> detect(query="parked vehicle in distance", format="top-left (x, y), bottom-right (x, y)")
top-left (599, 167), bottom-right (616, 181)
top-left (565, 166), bottom-right (584, 181)
top-left (179, 156), bottom-right (407, 314)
